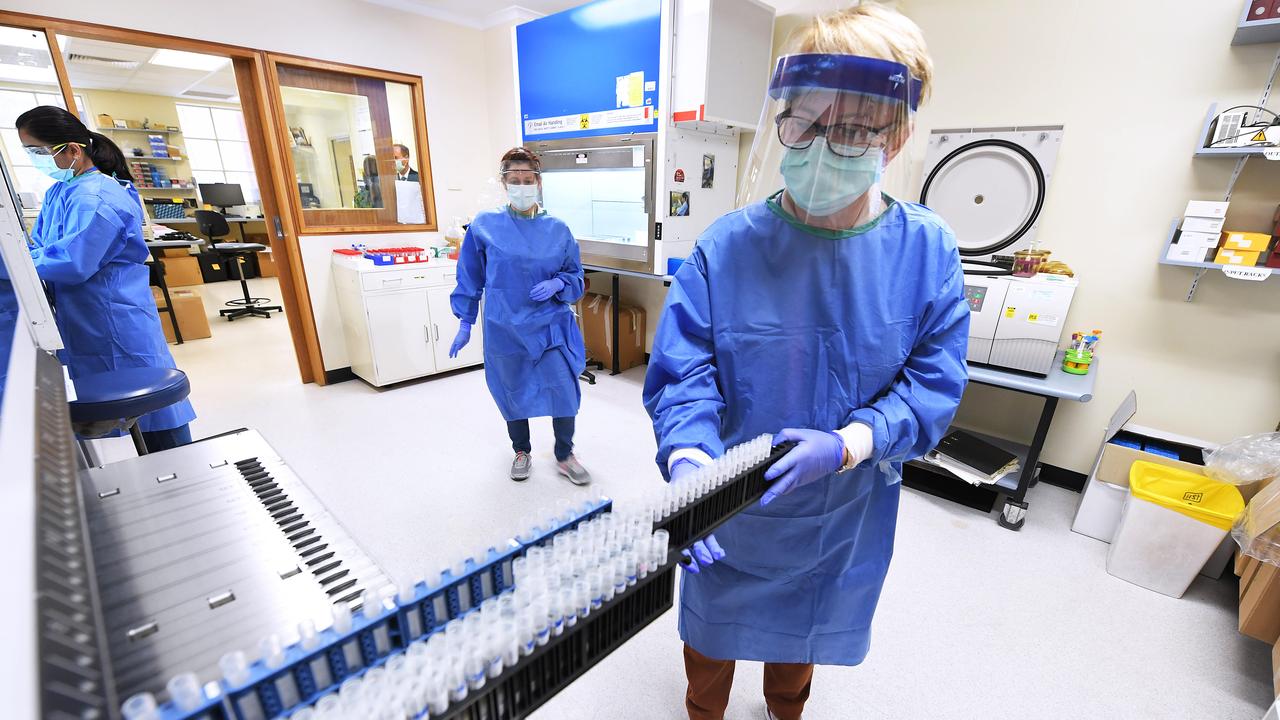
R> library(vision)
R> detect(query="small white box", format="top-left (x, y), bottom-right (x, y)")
top-left (1178, 230), bottom-right (1221, 249)
top-left (1181, 216), bottom-right (1225, 234)
top-left (1166, 244), bottom-right (1208, 263)
top-left (1184, 200), bottom-right (1230, 219)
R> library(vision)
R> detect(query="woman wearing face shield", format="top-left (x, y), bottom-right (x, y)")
top-left (8, 106), bottom-right (195, 450)
top-left (643, 8), bottom-right (969, 720)
top-left (449, 147), bottom-right (592, 485)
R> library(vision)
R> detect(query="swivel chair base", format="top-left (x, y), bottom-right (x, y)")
top-left (221, 301), bottom-right (282, 321)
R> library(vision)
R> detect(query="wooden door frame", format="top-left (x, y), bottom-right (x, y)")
top-left (0, 10), bottom-right (456, 385)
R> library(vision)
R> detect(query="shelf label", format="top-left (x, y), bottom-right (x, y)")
top-left (1221, 266), bottom-right (1271, 281)
top-left (1264, 149), bottom-right (1280, 161)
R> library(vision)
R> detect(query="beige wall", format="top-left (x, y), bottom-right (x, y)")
top-left (727, 0), bottom-right (1280, 473)
top-left (8, 0), bottom-right (497, 372)
top-left (890, 0), bottom-right (1280, 471)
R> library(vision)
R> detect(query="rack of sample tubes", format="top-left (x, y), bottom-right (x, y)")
top-left (119, 435), bottom-right (791, 720)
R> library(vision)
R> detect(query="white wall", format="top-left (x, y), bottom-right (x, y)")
top-left (19, 0), bottom-right (498, 371)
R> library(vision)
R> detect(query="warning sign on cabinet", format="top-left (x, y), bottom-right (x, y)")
top-left (524, 106), bottom-right (655, 137)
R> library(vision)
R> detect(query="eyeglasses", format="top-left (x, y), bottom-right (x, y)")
top-left (775, 113), bottom-right (891, 158)
top-left (23, 142), bottom-right (80, 157)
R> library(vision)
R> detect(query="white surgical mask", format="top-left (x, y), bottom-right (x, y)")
top-left (507, 184), bottom-right (539, 212)
top-left (779, 141), bottom-right (884, 217)
top-left (395, 159), bottom-right (407, 174)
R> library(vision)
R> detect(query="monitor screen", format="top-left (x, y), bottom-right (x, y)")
top-left (199, 183), bottom-right (245, 208)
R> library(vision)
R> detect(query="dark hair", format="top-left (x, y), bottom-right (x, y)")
top-left (16, 105), bottom-right (134, 183)
top-left (393, 143), bottom-right (411, 159)
top-left (361, 155), bottom-right (382, 205)
top-left (500, 146), bottom-right (540, 175)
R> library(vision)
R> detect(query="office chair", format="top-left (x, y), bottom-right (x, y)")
top-left (196, 210), bottom-right (282, 322)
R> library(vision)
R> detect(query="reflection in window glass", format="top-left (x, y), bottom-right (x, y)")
top-left (276, 63), bottom-right (430, 227)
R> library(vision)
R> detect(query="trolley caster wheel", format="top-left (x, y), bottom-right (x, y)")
top-left (998, 500), bottom-right (1027, 531)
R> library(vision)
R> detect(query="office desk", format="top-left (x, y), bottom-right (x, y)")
top-left (582, 264), bottom-right (672, 375)
top-left (156, 216), bottom-right (267, 242)
top-left (904, 352), bottom-right (1100, 531)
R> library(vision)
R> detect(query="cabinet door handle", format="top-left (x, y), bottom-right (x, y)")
top-left (433, 324), bottom-right (440, 341)
top-left (424, 325), bottom-right (431, 344)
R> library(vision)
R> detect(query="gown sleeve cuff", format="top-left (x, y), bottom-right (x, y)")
top-left (848, 408), bottom-right (889, 464)
top-left (668, 447), bottom-right (715, 472)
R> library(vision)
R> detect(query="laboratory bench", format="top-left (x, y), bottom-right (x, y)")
top-left (582, 264), bottom-right (671, 375)
top-left (903, 351), bottom-right (1100, 531)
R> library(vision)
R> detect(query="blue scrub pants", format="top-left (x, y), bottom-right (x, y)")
top-left (141, 423), bottom-right (192, 452)
top-left (507, 417), bottom-right (574, 461)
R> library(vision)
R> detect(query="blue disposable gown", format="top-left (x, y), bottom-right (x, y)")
top-left (28, 172), bottom-right (195, 432)
top-left (643, 196), bottom-right (970, 665)
top-left (451, 207), bottom-right (586, 421)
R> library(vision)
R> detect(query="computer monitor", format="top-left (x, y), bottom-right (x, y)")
top-left (198, 183), bottom-right (245, 213)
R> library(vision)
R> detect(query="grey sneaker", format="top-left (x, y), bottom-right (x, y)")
top-left (556, 455), bottom-right (592, 486)
top-left (511, 451), bottom-right (531, 481)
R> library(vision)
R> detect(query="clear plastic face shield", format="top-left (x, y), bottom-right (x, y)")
top-left (738, 54), bottom-right (922, 228)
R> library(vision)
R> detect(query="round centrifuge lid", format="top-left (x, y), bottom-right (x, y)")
top-left (920, 139), bottom-right (1046, 257)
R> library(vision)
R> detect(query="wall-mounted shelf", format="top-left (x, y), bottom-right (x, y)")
top-left (1233, 8), bottom-right (1280, 46)
top-left (1159, 217), bottom-right (1278, 301)
top-left (1192, 103), bottom-right (1277, 157)
top-left (97, 126), bottom-right (181, 135)
top-left (137, 187), bottom-right (196, 193)
top-left (128, 156), bottom-right (184, 162)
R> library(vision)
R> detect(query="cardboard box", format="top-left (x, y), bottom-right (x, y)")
top-left (1182, 216), bottom-right (1226, 234)
top-left (151, 287), bottom-right (211, 343)
top-left (1273, 639), bottom-right (1280, 697)
top-left (1184, 200), bottom-right (1230, 218)
top-left (1240, 556), bottom-right (1280, 644)
top-left (1072, 391), bottom-right (1236, 578)
top-left (159, 255), bottom-right (203, 286)
top-left (1214, 248), bottom-right (1262, 266)
top-left (1179, 230), bottom-right (1222, 249)
top-left (578, 292), bottom-right (647, 371)
top-left (95, 113), bottom-right (114, 129)
top-left (160, 247), bottom-right (191, 258)
top-left (256, 250), bottom-right (277, 278)
top-left (1222, 231), bottom-right (1272, 253)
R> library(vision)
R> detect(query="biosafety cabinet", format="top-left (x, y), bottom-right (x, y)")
top-left (515, 0), bottom-right (775, 275)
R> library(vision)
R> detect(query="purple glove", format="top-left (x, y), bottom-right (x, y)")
top-left (670, 458), bottom-right (725, 573)
top-left (760, 428), bottom-right (846, 506)
top-left (530, 277), bottom-right (566, 302)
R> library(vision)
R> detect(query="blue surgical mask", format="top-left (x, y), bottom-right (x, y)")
top-left (507, 184), bottom-right (539, 212)
top-left (26, 145), bottom-right (76, 183)
top-left (779, 140), bottom-right (884, 217)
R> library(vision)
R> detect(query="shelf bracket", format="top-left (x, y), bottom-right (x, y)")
top-left (1186, 268), bottom-right (1207, 302)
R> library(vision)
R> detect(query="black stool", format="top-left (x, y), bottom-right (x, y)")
top-left (68, 367), bottom-right (191, 456)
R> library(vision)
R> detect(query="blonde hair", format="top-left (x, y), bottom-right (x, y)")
top-left (786, 3), bottom-right (934, 104)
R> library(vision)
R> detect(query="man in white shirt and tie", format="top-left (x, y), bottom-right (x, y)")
top-left (393, 143), bottom-right (419, 182)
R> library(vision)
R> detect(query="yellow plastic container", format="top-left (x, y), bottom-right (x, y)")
top-left (1107, 461), bottom-right (1245, 597)
top-left (1128, 461), bottom-right (1243, 531)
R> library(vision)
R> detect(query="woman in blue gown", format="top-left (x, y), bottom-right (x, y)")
top-left (643, 7), bottom-right (971, 720)
top-left (449, 147), bottom-right (591, 485)
top-left (17, 106), bottom-right (194, 449)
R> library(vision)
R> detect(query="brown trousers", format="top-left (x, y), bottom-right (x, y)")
top-left (683, 644), bottom-right (814, 720)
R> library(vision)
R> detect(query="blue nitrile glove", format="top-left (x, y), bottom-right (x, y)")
top-left (760, 428), bottom-right (846, 506)
top-left (529, 277), bottom-right (566, 302)
top-left (449, 322), bottom-right (472, 358)
top-left (670, 458), bottom-right (726, 573)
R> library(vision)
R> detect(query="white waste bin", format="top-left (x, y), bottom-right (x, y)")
top-left (1106, 461), bottom-right (1243, 598)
